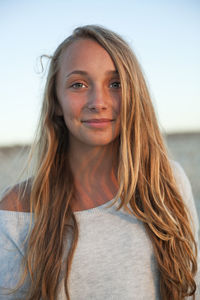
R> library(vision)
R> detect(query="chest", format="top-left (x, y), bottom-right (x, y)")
top-left (59, 211), bottom-right (160, 300)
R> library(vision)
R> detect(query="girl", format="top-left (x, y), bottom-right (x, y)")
top-left (0, 25), bottom-right (199, 300)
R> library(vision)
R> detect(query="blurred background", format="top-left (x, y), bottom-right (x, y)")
top-left (0, 0), bottom-right (199, 218)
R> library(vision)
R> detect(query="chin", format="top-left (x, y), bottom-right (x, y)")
top-left (84, 137), bottom-right (119, 147)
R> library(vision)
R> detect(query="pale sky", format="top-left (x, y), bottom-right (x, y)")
top-left (0, 0), bottom-right (200, 146)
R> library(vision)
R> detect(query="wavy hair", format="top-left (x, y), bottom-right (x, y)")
top-left (18, 25), bottom-right (197, 299)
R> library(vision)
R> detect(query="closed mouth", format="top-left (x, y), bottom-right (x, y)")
top-left (82, 119), bottom-right (114, 123)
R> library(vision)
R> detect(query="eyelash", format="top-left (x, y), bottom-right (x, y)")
top-left (110, 81), bottom-right (121, 89)
top-left (69, 81), bottom-right (121, 90)
top-left (70, 82), bottom-right (86, 89)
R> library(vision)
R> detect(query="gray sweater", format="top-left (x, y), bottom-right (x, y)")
top-left (0, 161), bottom-right (199, 299)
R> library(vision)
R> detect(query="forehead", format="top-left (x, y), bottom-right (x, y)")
top-left (58, 38), bottom-right (116, 75)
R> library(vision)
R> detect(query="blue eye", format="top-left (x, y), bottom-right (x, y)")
top-left (71, 82), bottom-right (86, 89)
top-left (110, 81), bottom-right (121, 89)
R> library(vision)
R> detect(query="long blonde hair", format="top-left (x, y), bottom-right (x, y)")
top-left (19, 25), bottom-right (197, 299)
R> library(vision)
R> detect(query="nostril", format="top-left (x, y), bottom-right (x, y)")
top-left (87, 103), bottom-right (107, 111)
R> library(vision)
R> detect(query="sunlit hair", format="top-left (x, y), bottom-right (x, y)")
top-left (18, 25), bottom-right (197, 299)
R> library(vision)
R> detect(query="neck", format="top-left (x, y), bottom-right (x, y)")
top-left (68, 140), bottom-right (119, 211)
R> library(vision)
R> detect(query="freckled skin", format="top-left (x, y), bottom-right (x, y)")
top-left (56, 39), bottom-right (121, 149)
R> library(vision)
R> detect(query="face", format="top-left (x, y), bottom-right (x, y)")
top-left (56, 38), bottom-right (121, 149)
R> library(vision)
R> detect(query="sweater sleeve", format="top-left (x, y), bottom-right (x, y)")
top-left (171, 161), bottom-right (199, 243)
top-left (0, 211), bottom-right (31, 299)
top-left (171, 160), bottom-right (200, 297)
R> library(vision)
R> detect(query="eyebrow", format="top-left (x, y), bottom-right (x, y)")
top-left (65, 70), bottom-right (119, 79)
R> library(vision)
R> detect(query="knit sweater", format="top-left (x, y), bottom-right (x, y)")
top-left (0, 161), bottom-right (199, 299)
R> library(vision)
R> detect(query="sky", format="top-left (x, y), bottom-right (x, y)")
top-left (0, 0), bottom-right (200, 146)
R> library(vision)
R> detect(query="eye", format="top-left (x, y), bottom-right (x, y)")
top-left (110, 81), bottom-right (121, 89)
top-left (70, 82), bottom-right (86, 89)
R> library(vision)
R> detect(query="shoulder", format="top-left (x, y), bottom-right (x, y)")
top-left (0, 185), bottom-right (32, 291)
top-left (0, 180), bottom-right (32, 212)
top-left (170, 160), bottom-right (199, 236)
top-left (170, 160), bottom-right (193, 204)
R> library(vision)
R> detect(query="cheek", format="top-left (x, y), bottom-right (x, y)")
top-left (60, 100), bottom-right (82, 125)
top-left (117, 100), bottom-right (121, 113)
top-left (115, 94), bottom-right (121, 114)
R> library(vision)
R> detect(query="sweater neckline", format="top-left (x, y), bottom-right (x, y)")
top-left (0, 198), bottom-right (119, 217)
top-left (73, 198), bottom-right (118, 215)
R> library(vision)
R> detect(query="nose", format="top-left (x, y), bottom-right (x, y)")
top-left (87, 86), bottom-right (107, 111)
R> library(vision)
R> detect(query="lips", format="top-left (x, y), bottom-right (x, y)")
top-left (81, 118), bottom-right (114, 128)
top-left (82, 118), bottom-right (113, 123)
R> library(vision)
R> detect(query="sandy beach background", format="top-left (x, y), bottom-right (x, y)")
top-left (0, 132), bottom-right (199, 220)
